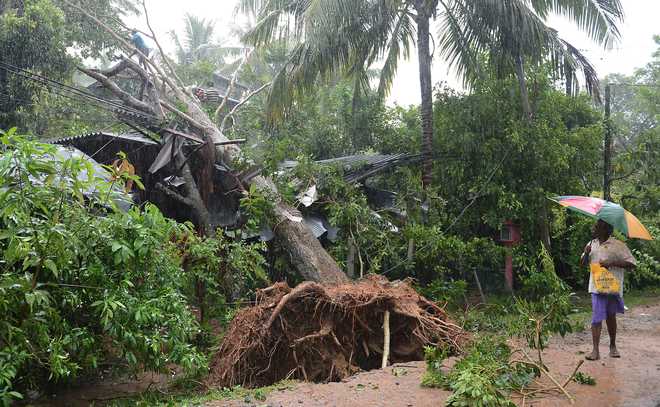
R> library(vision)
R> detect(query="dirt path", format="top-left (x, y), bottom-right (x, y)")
top-left (210, 302), bottom-right (660, 407)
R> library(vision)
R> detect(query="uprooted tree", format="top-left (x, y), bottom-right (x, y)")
top-left (207, 275), bottom-right (468, 387)
top-left (65, 0), bottom-right (347, 284)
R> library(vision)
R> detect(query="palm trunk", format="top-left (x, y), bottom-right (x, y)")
top-left (564, 65), bottom-right (574, 96)
top-left (415, 3), bottom-right (434, 189)
top-left (515, 55), bottom-right (533, 120)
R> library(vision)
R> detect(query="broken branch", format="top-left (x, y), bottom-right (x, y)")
top-left (220, 82), bottom-right (271, 132)
top-left (77, 67), bottom-right (155, 114)
top-left (562, 359), bottom-right (584, 388)
top-left (214, 48), bottom-right (254, 121)
top-left (519, 348), bottom-right (574, 404)
top-left (141, 0), bottom-right (187, 94)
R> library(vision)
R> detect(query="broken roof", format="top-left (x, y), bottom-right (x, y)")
top-left (281, 152), bottom-right (422, 184)
top-left (46, 131), bottom-right (158, 146)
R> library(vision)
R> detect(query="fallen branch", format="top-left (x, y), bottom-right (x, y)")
top-left (77, 67), bottom-right (155, 114)
top-left (220, 82), bottom-right (271, 132)
top-left (519, 348), bottom-right (574, 404)
top-left (141, 0), bottom-right (187, 94)
top-left (562, 359), bottom-right (584, 388)
top-left (214, 48), bottom-right (254, 121)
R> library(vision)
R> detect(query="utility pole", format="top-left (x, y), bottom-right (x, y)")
top-left (603, 84), bottom-right (612, 201)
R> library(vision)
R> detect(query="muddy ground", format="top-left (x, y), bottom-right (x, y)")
top-left (210, 301), bottom-right (660, 407)
top-left (36, 300), bottom-right (660, 407)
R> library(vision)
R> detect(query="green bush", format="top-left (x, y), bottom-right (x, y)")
top-left (0, 130), bottom-right (205, 404)
top-left (422, 336), bottom-right (535, 407)
top-left (626, 249), bottom-right (660, 290)
top-left (512, 247), bottom-right (575, 358)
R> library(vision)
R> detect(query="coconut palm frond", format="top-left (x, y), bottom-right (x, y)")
top-left (530, 0), bottom-right (624, 46)
top-left (440, 0), bottom-right (606, 100)
top-left (377, 5), bottom-right (415, 98)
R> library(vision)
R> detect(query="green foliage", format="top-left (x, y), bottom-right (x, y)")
top-left (0, 131), bottom-right (205, 402)
top-left (573, 372), bottom-right (596, 385)
top-left (423, 336), bottom-right (535, 407)
top-left (0, 0), bottom-right (138, 131)
top-left (238, 183), bottom-right (276, 236)
top-left (178, 228), bottom-right (268, 322)
top-left (625, 249), bottom-right (660, 290)
top-left (421, 279), bottom-right (467, 309)
top-left (406, 224), bottom-right (504, 285)
top-left (431, 80), bottom-right (601, 237)
top-left (420, 345), bottom-right (450, 388)
top-left (232, 78), bottom-right (402, 164)
top-left (458, 302), bottom-right (512, 333)
top-left (512, 247), bottom-right (575, 356)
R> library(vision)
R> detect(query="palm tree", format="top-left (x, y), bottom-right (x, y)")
top-left (237, 0), bottom-right (623, 189)
top-left (437, 0), bottom-right (623, 119)
top-left (170, 13), bottom-right (220, 65)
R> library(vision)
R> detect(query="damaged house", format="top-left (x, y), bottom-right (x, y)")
top-left (48, 131), bottom-right (420, 246)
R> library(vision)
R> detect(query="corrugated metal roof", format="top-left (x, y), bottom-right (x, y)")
top-left (46, 132), bottom-right (158, 146)
top-left (280, 153), bottom-right (418, 171)
top-left (34, 145), bottom-right (133, 211)
top-left (303, 215), bottom-right (327, 238)
top-left (317, 153), bottom-right (401, 168)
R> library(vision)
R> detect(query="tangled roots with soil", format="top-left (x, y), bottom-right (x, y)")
top-left (207, 275), bottom-right (468, 388)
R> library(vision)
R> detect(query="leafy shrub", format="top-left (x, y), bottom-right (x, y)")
top-left (0, 131), bottom-right (205, 403)
top-left (176, 228), bottom-right (268, 332)
top-left (422, 336), bottom-right (535, 407)
top-left (512, 246), bottom-right (575, 362)
top-left (625, 249), bottom-right (660, 290)
top-left (420, 279), bottom-right (467, 309)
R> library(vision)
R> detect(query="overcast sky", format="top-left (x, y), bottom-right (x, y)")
top-left (135, 0), bottom-right (659, 106)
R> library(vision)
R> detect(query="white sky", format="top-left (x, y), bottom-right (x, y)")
top-left (135, 0), bottom-right (659, 106)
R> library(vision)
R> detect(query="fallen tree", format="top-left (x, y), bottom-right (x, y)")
top-left (207, 275), bottom-right (468, 388)
top-left (65, 0), bottom-right (347, 283)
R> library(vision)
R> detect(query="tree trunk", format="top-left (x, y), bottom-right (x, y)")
top-left (538, 198), bottom-right (551, 251)
top-left (515, 55), bottom-right (533, 120)
top-left (81, 56), bottom-right (347, 284)
top-left (180, 97), bottom-right (348, 284)
top-left (273, 203), bottom-right (348, 284)
top-left (603, 84), bottom-right (612, 201)
top-left (415, 3), bottom-right (434, 190)
top-left (564, 65), bottom-right (574, 97)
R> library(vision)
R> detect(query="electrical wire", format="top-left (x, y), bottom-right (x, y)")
top-left (0, 61), bottom-right (163, 123)
top-left (0, 60), bottom-right (147, 115)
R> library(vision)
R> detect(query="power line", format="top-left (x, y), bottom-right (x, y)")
top-left (608, 82), bottom-right (660, 89)
top-left (0, 61), bottom-right (163, 123)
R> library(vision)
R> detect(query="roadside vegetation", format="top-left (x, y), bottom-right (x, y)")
top-left (0, 0), bottom-right (658, 406)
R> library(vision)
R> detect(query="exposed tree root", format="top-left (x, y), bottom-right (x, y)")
top-left (206, 275), bottom-right (468, 388)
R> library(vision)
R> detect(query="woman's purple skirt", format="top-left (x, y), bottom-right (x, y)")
top-left (591, 293), bottom-right (625, 325)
